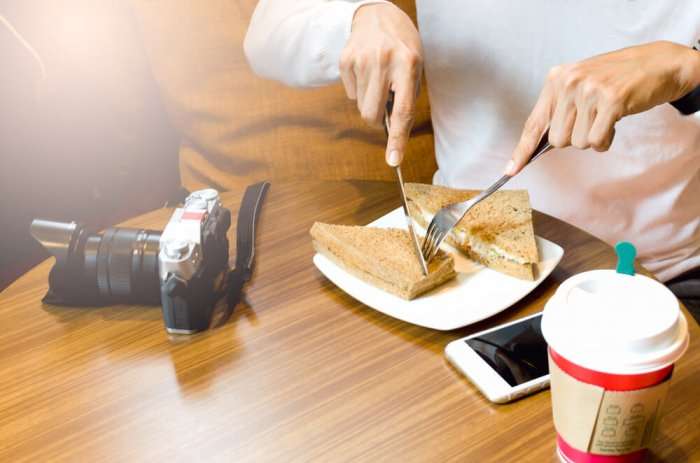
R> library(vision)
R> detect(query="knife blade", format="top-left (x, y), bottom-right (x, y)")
top-left (225, 181), bottom-right (270, 311)
top-left (384, 91), bottom-right (429, 276)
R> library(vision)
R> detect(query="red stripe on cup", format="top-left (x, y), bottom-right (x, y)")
top-left (549, 347), bottom-right (673, 391)
top-left (557, 434), bottom-right (646, 463)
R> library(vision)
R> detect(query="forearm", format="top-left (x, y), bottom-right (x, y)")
top-left (244, 0), bottom-right (388, 87)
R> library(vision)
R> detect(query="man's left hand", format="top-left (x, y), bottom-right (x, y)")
top-left (506, 41), bottom-right (700, 175)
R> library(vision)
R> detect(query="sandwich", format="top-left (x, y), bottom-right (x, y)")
top-left (405, 183), bottom-right (539, 280)
top-left (310, 222), bottom-right (456, 300)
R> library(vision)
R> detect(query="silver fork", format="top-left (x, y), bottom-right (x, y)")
top-left (421, 131), bottom-right (553, 263)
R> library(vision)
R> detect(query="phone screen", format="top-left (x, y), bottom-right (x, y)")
top-left (465, 314), bottom-right (548, 387)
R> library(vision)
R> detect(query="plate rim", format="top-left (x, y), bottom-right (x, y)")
top-left (313, 208), bottom-right (564, 330)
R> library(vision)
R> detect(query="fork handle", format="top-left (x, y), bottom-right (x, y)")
top-left (523, 129), bottom-right (552, 168)
top-left (466, 131), bottom-right (553, 210)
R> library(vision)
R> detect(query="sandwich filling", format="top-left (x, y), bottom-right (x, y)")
top-left (404, 182), bottom-right (539, 280)
top-left (416, 206), bottom-right (529, 265)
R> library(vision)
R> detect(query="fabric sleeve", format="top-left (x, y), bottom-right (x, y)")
top-left (244, 0), bottom-right (389, 87)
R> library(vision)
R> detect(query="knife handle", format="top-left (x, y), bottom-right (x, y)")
top-left (383, 90), bottom-right (395, 137)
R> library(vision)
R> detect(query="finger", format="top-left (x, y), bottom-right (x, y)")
top-left (339, 50), bottom-right (357, 100)
top-left (386, 75), bottom-right (418, 166)
top-left (360, 68), bottom-right (389, 128)
top-left (354, 60), bottom-right (370, 116)
top-left (588, 107), bottom-right (619, 151)
top-left (506, 85), bottom-right (554, 175)
top-left (571, 102), bottom-right (596, 149)
top-left (549, 93), bottom-right (576, 148)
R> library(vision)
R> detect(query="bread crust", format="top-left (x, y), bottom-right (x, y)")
top-left (310, 222), bottom-right (456, 300)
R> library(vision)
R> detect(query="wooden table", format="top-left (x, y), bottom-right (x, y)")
top-left (1, 180), bottom-right (698, 462)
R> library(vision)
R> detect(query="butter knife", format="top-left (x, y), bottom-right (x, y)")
top-left (384, 91), bottom-right (429, 276)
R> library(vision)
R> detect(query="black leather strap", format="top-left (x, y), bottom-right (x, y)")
top-left (670, 86), bottom-right (700, 115)
top-left (225, 181), bottom-right (270, 311)
top-left (233, 181), bottom-right (270, 282)
top-left (208, 182), bottom-right (270, 329)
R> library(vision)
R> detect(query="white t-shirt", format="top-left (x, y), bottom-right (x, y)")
top-left (245, 0), bottom-right (700, 281)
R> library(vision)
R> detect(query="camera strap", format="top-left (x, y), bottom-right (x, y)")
top-left (219, 181), bottom-right (270, 323)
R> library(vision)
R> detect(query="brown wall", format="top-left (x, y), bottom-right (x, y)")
top-left (1, 1), bottom-right (180, 289)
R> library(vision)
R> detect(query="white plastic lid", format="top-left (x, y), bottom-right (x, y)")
top-left (542, 270), bottom-right (689, 375)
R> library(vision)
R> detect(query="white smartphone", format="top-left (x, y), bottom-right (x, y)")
top-left (445, 312), bottom-right (549, 404)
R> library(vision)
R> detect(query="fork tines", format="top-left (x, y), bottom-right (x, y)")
top-left (421, 220), bottom-right (444, 263)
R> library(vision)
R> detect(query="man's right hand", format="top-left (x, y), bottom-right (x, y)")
top-left (340, 3), bottom-right (423, 167)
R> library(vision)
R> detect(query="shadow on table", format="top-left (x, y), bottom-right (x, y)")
top-left (41, 302), bottom-right (163, 323)
top-left (40, 295), bottom-right (258, 395)
top-left (166, 298), bottom-right (257, 394)
top-left (312, 265), bottom-right (557, 355)
top-left (649, 431), bottom-right (689, 462)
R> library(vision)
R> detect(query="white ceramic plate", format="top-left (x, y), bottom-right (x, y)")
top-left (313, 207), bottom-right (564, 330)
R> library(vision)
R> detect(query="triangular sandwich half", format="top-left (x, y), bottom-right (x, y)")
top-left (310, 222), bottom-right (456, 300)
top-left (405, 183), bottom-right (539, 280)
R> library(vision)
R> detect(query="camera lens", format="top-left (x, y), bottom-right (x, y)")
top-left (31, 220), bottom-right (162, 304)
top-left (85, 228), bottom-right (161, 302)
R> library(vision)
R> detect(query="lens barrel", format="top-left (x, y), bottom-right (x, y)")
top-left (90, 228), bottom-right (161, 302)
top-left (31, 220), bottom-right (162, 305)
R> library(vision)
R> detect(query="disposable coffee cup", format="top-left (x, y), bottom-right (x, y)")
top-left (542, 270), bottom-right (689, 463)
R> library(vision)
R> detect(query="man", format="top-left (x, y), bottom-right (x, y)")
top-left (244, 1), bottom-right (700, 315)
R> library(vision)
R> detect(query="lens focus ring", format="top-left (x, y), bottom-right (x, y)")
top-left (97, 229), bottom-right (138, 297)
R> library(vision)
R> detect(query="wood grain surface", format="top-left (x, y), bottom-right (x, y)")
top-left (0, 180), bottom-right (698, 462)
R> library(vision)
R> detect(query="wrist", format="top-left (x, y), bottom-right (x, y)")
top-left (677, 42), bottom-right (700, 92)
top-left (351, 2), bottom-right (392, 31)
top-left (668, 41), bottom-right (700, 115)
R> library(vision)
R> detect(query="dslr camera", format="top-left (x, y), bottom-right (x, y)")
top-left (31, 189), bottom-right (231, 334)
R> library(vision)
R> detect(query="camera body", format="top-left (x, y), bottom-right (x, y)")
top-left (158, 189), bottom-right (231, 333)
top-left (31, 189), bottom-right (232, 334)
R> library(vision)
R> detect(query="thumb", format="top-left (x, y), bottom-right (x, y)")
top-left (506, 88), bottom-right (553, 176)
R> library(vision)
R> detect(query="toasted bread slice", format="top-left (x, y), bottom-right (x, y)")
top-left (310, 222), bottom-right (456, 300)
top-left (405, 183), bottom-right (539, 280)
